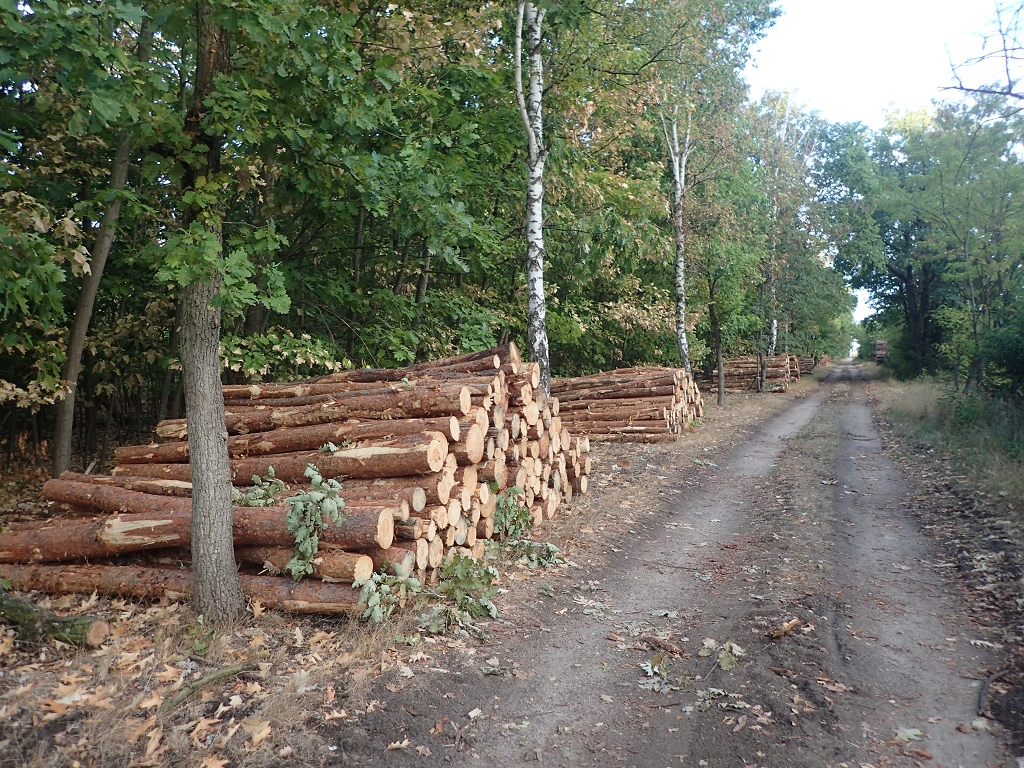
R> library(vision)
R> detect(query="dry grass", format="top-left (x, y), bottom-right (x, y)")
top-left (875, 378), bottom-right (1024, 516)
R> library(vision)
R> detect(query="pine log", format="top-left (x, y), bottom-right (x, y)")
top-left (0, 589), bottom-right (109, 647)
top-left (394, 539), bottom-right (429, 570)
top-left (475, 516), bottom-right (494, 540)
top-left (454, 465), bottom-right (478, 492)
top-left (342, 474), bottom-right (451, 506)
top-left (360, 545), bottom-right (416, 579)
top-left (521, 401), bottom-right (540, 426)
top-left (0, 565), bottom-right (363, 614)
top-left (480, 494), bottom-right (496, 519)
top-left (427, 536), bottom-right (444, 568)
top-left (57, 472), bottom-right (194, 497)
top-left (117, 417), bottom-right (459, 465)
top-left (235, 546), bottom-right (373, 583)
top-left (156, 386), bottom-right (471, 440)
top-left (342, 485), bottom-right (425, 513)
top-left (395, 519), bottom-right (425, 540)
top-left (115, 432), bottom-right (448, 484)
top-left (452, 424), bottom-right (485, 465)
top-left (477, 453), bottom-right (506, 487)
top-left (13, 481), bottom-right (393, 559)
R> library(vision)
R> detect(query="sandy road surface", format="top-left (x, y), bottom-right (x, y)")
top-left (333, 365), bottom-right (1013, 768)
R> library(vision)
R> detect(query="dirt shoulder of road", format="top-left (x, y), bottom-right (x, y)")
top-left (865, 380), bottom-right (1024, 753)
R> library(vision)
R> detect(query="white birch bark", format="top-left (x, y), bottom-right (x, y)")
top-left (660, 106), bottom-right (692, 374)
top-left (515, 1), bottom-right (551, 393)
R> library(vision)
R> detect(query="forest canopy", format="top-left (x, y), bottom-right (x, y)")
top-left (19, 0), bottom-right (1022, 465)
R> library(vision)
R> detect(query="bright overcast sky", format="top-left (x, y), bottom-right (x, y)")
top-left (743, 1), bottom-right (1006, 324)
top-left (744, 0), bottom-right (1003, 130)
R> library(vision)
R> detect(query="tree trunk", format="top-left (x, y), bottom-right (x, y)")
top-left (174, 1), bottom-right (244, 623)
top-left (52, 132), bottom-right (134, 478)
top-left (180, 269), bottom-right (245, 620)
top-left (709, 291), bottom-right (725, 406)
top-left (516, 1), bottom-right (551, 394)
top-left (661, 110), bottom-right (692, 374)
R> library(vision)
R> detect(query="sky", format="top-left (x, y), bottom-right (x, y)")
top-left (742, 1), bottom-right (1008, 323)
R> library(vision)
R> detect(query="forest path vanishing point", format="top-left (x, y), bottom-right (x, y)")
top-left (333, 363), bottom-right (1014, 768)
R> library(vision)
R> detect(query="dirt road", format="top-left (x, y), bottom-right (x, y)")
top-left (333, 365), bottom-right (1014, 767)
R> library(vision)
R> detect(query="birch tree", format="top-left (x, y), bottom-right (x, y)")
top-left (651, 0), bottom-right (775, 372)
top-left (514, 0), bottom-right (551, 393)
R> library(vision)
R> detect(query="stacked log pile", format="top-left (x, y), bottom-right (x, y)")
top-left (549, 368), bottom-right (702, 443)
top-left (0, 344), bottom-right (594, 614)
top-left (712, 355), bottom-right (793, 392)
top-left (798, 356), bottom-right (815, 376)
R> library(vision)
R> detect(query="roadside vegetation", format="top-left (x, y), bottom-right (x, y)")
top-left (870, 371), bottom-right (1024, 515)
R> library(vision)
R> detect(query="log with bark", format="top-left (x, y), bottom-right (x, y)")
top-left (114, 432), bottom-right (449, 484)
top-left (117, 416), bottom-right (460, 465)
top-left (156, 384), bottom-right (471, 440)
top-left (5, 481), bottom-right (394, 561)
top-left (0, 588), bottom-right (110, 647)
top-left (235, 546), bottom-right (373, 583)
top-left (0, 565), bottom-right (363, 614)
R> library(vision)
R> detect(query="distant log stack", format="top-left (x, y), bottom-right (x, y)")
top-left (712, 355), bottom-right (792, 393)
top-left (1, 344), bottom-right (598, 612)
top-left (798, 356), bottom-right (815, 376)
top-left (787, 355), bottom-right (800, 382)
top-left (548, 368), bottom-right (702, 443)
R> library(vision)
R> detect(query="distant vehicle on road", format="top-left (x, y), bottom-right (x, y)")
top-left (874, 339), bottom-right (888, 364)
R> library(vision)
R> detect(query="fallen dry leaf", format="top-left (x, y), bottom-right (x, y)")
top-left (216, 718), bottom-right (243, 749)
top-left (138, 693), bottom-right (164, 710)
top-left (956, 723), bottom-right (973, 734)
top-left (600, 694), bottom-right (613, 703)
top-left (278, 746), bottom-right (294, 758)
top-left (770, 618), bottom-right (800, 639)
top-left (145, 726), bottom-right (164, 757)
top-left (386, 739), bottom-right (411, 751)
top-left (325, 683), bottom-right (336, 704)
top-left (416, 746), bottom-right (432, 756)
top-left (191, 717), bottom-right (222, 748)
top-left (126, 716), bottom-right (157, 744)
top-left (242, 717), bottom-right (272, 749)
top-left (324, 709), bottom-right (348, 721)
top-left (199, 756), bottom-right (230, 768)
top-left (250, 599), bottom-right (264, 619)
top-left (154, 665), bottom-right (181, 683)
